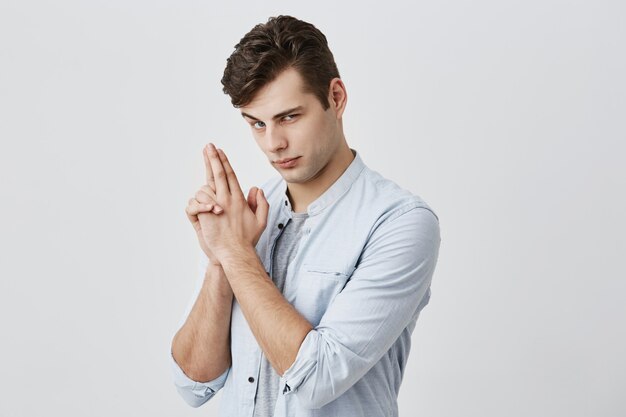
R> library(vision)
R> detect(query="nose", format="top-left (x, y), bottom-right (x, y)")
top-left (265, 124), bottom-right (287, 153)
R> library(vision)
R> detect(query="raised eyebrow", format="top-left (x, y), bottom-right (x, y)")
top-left (241, 106), bottom-right (304, 122)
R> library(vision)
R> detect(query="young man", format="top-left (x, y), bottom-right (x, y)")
top-left (170, 15), bottom-right (441, 416)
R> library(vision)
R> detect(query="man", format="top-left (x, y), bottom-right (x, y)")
top-left (170, 15), bottom-right (441, 417)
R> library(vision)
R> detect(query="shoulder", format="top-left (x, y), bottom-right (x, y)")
top-left (353, 168), bottom-right (441, 271)
top-left (352, 164), bottom-right (439, 224)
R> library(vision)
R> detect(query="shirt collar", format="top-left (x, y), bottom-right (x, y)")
top-left (280, 148), bottom-right (365, 216)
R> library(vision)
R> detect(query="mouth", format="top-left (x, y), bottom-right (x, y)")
top-left (274, 156), bottom-right (301, 168)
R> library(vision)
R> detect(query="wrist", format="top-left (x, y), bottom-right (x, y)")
top-left (208, 258), bottom-right (222, 267)
top-left (214, 241), bottom-right (255, 264)
top-left (206, 261), bottom-right (223, 273)
top-left (219, 244), bottom-right (258, 272)
top-left (204, 264), bottom-right (233, 295)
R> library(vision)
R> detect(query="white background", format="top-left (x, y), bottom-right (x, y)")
top-left (1, 1), bottom-right (624, 416)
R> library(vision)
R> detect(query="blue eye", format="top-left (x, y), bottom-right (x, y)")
top-left (253, 121), bottom-right (266, 129)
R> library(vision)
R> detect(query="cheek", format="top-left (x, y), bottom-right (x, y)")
top-left (301, 118), bottom-right (327, 143)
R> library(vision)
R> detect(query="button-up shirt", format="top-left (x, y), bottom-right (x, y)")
top-left (170, 149), bottom-right (441, 416)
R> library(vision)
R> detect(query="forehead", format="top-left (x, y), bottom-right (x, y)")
top-left (240, 68), bottom-right (317, 117)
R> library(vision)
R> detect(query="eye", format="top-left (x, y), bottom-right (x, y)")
top-left (282, 114), bottom-right (298, 122)
top-left (252, 121), bottom-right (266, 130)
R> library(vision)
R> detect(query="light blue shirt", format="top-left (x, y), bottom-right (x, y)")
top-left (170, 149), bottom-right (441, 416)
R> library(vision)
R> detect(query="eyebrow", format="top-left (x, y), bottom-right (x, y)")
top-left (241, 106), bottom-right (304, 122)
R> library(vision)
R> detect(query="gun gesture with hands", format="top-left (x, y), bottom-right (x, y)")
top-left (185, 143), bottom-right (269, 266)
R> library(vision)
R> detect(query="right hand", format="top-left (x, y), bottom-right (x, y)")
top-left (184, 145), bottom-right (225, 266)
top-left (185, 195), bottom-right (221, 266)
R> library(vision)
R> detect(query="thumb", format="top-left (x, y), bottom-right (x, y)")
top-left (255, 188), bottom-right (269, 227)
top-left (247, 186), bottom-right (258, 213)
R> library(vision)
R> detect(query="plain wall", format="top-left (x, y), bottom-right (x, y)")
top-left (1, 1), bottom-right (624, 416)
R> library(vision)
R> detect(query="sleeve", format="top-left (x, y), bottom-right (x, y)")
top-left (169, 247), bottom-right (230, 407)
top-left (279, 206), bottom-right (441, 409)
top-left (169, 350), bottom-right (230, 407)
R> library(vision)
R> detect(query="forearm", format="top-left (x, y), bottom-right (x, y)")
top-left (171, 264), bottom-right (233, 382)
top-left (220, 246), bottom-right (313, 376)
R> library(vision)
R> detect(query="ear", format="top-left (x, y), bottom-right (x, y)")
top-left (327, 77), bottom-right (347, 119)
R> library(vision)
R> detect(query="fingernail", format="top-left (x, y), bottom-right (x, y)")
top-left (214, 206), bottom-right (223, 214)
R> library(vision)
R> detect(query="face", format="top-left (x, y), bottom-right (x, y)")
top-left (240, 67), bottom-right (344, 185)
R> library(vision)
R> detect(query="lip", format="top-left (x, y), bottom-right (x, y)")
top-left (274, 156), bottom-right (300, 168)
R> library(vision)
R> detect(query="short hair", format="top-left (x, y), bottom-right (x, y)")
top-left (221, 15), bottom-right (340, 110)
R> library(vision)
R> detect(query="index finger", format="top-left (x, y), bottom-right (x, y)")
top-left (217, 148), bottom-right (244, 199)
top-left (203, 145), bottom-right (215, 188)
top-left (207, 143), bottom-right (230, 196)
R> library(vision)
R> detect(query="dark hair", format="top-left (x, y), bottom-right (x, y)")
top-left (221, 15), bottom-right (340, 110)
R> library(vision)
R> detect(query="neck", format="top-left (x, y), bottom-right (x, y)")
top-left (286, 142), bottom-right (355, 213)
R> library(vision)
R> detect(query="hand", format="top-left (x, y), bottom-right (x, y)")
top-left (184, 146), bottom-right (226, 265)
top-left (197, 143), bottom-right (269, 263)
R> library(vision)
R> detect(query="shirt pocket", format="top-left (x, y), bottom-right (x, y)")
top-left (291, 264), bottom-right (351, 326)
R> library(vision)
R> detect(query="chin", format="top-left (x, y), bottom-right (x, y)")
top-left (280, 173), bottom-right (304, 184)
top-left (277, 170), bottom-right (307, 184)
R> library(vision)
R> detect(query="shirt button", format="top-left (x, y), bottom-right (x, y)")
top-left (285, 201), bottom-right (288, 206)
top-left (248, 376), bottom-right (255, 383)
top-left (278, 223), bottom-right (284, 229)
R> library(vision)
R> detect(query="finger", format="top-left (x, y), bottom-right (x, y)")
top-left (217, 148), bottom-right (245, 199)
top-left (192, 191), bottom-right (224, 214)
top-left (203, 145), bottom-right (216, 187)
top-left (195, 188), bottom-right (216, 204)
top-left (247, 186), bottom-right (258, 213)
top-left (200, 184), bottom-right (217, 197)
top-left (187, 195), bottom-right (223, 216)
top-left (186, 199), bottom-right (214, 218)
top-left (255, 188), bottom-right (269, 228)
top-left (207, 143), bottom-right (230, 196)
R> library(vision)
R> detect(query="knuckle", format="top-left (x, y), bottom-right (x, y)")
top-left (195, 191), bottom-right (208, 203)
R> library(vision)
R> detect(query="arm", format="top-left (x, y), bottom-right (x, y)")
top-left (170, 260), bottom-right (233, 407)
top-left (220, 247), bottom-right (314, 376)
top-left (172, 262), bottom-right (233, 381)
top-left (198, 143), bottom-right (312, 375)
top-left (170, 144), bottom-right (235, 407)
top-left (279, 206), bottom-right (441, 409)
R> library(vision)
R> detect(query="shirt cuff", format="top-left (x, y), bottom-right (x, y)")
top-left (279, 329), bottom-right (318, 395)
top-left (170, 350), bottom-right (229, 404)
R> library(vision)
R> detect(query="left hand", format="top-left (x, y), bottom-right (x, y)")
top-left (197, 143), bottom-right (269, 262)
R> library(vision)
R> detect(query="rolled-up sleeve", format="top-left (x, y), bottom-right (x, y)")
top-left (279, 206), bottom-right (441, 409)
top-left (170, 350), bottom-right (229, 407)
top-left (170, 248), bottom-right (230, 407)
